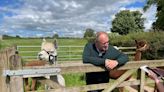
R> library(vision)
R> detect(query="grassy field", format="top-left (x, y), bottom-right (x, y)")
top-left (0, 37), bottom-right (141, 91)
top-left (0, 38), bottom-right (87, 48)
top-left (1, 38), bottom-right (88, 61)
top-left (0, 38), bottom-right (88, 88)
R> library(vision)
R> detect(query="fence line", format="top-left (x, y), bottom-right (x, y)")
top-left (1, 46), bottom-right (164, 92)
top-left (17, 45), bottom-right (136, 61)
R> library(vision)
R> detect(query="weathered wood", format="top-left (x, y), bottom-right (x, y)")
top-left (23, 59), bottom-right (164, 74)
top-left (0, 46), bottom-right (24, 92)
top-left (2, 46), bottom-right (164, 92)
top-left (0, 47), bottom-right (16, 92)
top-left (103, 69), bottom-right (137, 92)
top-left (37, 77), bottom-right (63, 89)
top-left (139, 70), bottom-right (145, 92)
top-left (9, 52), bottom-right (24, 92)
top-left (144, 86), bottom-right (154, 92)
top-left (22, 60), bottom-right (164, 91)
top-left (27, 78), bottom-right (158, 92)
top-left (124, 86), bottom-right (137, 92)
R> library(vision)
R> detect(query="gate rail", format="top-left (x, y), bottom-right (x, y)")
top-left (1, 46), bottom-right (164, 92)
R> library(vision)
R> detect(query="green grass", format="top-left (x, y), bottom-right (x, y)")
top-left (0, 38), bottom-right (87, 89)
top-left (63, 73), bottom-right (86, 87)
top-left (2, 32), bottom-right (162, 91)
top-left (0, 38), bottom-right (87, 61)
top-left (0, 38), bottom-right (87, 48)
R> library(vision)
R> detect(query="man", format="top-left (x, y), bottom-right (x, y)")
top-left (82, 31), bottom-right (129, 92)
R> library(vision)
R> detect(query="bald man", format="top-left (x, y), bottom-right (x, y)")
top-left (83, 31), bottom-right (128, 92)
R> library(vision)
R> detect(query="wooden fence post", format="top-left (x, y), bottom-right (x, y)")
top-left (9, 49), bottom-right (24, 92)
top-left (0, 47), bottom-right (11, 92)
top-left (139, 69), bottom-right (145, 92)
top-left (0, 46), bottom-right (24, 92)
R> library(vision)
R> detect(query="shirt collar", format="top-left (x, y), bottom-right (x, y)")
top-left (96, 47), bottom-right (105, 57)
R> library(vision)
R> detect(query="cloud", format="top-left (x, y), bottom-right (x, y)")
top-left (0, 0), bottom-right (155, 37)
top-left (118, 5), bottom-right (157, 30)
top-left (142, 5), bottom-right (157, 30)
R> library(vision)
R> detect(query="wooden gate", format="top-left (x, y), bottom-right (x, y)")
top-left (1, 47), bottom-right (164, 92)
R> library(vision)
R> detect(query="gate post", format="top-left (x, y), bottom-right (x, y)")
top-left (0, 46), bottom-right (24, 92)
top-left (139, 69), bottom-right (146, 92)
top-left (0, 47), bottom-right (11, 92)
top-left (9, 48), bottom-right (24, 92)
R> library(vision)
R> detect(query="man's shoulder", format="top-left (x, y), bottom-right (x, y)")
top-left (108, 45), bottom-right (115, 49)
top-left (85, 42), bottom-right (94, 47)
top-left (108, 45), bottom-right (119, 52)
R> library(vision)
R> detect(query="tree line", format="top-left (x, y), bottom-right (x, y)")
top-left (84, 0), bottom-right (164, 39)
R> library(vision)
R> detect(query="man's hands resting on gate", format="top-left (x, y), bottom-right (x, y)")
top-left (105, 59), bottom-right (118, 70)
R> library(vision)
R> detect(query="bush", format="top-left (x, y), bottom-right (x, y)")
top-left (109, 32), bottom-right (164, 60)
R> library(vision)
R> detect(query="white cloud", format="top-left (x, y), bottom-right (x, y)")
top-left (0, 0), bottom-right (156, 37)
top-left (142, 5), bottom-right (157, 30)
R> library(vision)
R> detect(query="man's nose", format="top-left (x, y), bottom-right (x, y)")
top-left (104, 43), bottom-right (108, 46)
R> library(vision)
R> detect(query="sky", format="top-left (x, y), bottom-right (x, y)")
top-left (0, 0), bottom-right (157, 38)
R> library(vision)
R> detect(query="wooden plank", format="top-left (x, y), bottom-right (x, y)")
top-left (103, 69), bottom-right (137, 92)
top-left (0, 47), bottom-right (16, 92)
top-left (27, 79), bottom-right (158, 92)
top-left (3, 68), bottom-right (60, 77)
top-left (21, 60), bottom-right (164, 92)
top-left (144, 86), bottom-right (154, 92)
top-left (9, 52), bottom-right (24, 92)
top-left (125, 85), bottom-right (155, 92)
top-left (37, 78), bottom-right (63, 89)
top-left (23, 59), bottom-right (164, 74)
top-left (139, 69), bottom-right (145, 92)
top-left (124, 86), bottom-right (137, 92)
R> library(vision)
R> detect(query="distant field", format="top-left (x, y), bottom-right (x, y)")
top-left (0, 38), bottom-right (137, 90)
top-left (0, 38), bottom-right (87, 47)
top-left (0, 38), bottom-right (87, 88)
top-left (0, 38), bottom-right (88, 61)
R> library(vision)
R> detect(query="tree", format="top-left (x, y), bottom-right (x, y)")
top-left (16, 35), bottom-right (20, 38)
top-left (83, 28), bottom-right (95, 38)
top-left (83, 28), bottom-right (95, 42)
top-left (111, 10), bottom-right (145, 35)
top-left (52, 33), bottom-right (59, 38)
top-left (144, 0), bottom-right (164, 31)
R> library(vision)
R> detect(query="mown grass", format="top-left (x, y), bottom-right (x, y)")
top-left (0, 38), bottom-right (87, 47)
top-left (64, 73), bottom-right (86, 87)
top-left (1, 31), bottom-right (164, 91)
top-left (0, 38), bottom-right (87, 89)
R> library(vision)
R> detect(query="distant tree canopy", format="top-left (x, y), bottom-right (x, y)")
top-left (52, 33), bottom-right (59, 38)
top-left (83, 28), bottom-right (95, 38)
top-left (111, 10), bottom-right (145, 35)
top-left (144, 0), bottom-right (164, 31)
top-left (83, 28), bottom-right (95, 42)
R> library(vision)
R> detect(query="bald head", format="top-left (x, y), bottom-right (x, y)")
top-left (95, 32), bottom-right (109, 52)
top-left (95, 32), bottom-right (109, 42)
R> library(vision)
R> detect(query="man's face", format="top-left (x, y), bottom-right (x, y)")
top-left (97, 37), bottom-right (109, 52)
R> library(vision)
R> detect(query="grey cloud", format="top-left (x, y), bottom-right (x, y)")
top-left (0, 0), bottom-right (149, 37)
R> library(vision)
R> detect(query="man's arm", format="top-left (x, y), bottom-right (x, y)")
top-left (105, 47), bottom-right (129, 69)
top-left (82, 43), bottom-right (106, 66)
top-left (116, 52), bottom-right (129, 66)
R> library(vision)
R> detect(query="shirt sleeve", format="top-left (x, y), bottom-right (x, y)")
top-left (82, 43), bottom-right (106, 66)
top-left (114, 48), bottom-right (129, 66)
